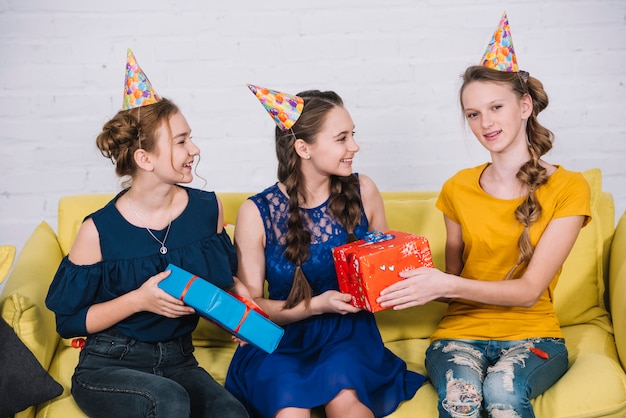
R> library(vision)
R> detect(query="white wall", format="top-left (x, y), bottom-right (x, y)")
top-left (1, 0), bottom-right (625, 257)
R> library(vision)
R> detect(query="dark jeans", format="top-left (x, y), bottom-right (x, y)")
top-left (71, 328), bottom-right (248, 418)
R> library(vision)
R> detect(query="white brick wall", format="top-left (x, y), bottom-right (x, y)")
top-left (1, 0), bottom-right (625, 262)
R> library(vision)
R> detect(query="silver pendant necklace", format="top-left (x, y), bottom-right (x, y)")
top-left (128, 192), bottom-right (173, 255)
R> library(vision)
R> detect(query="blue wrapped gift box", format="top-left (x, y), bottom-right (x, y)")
top-left (159, 264), bottom-right (284, 353)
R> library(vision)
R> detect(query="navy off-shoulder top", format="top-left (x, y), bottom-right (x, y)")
top-left (45, 186), bottom-right (237, 343)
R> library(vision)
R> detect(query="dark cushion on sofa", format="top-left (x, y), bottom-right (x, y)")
top-left (0, 317), bottom-right (63, 416)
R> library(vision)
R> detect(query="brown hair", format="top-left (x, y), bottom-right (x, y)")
top-left (96, 98), bottom-right (180, 186)
top-left (276, 90), bottom-right (362, 309)
top-left (460, 66), bottom-right (554, 279)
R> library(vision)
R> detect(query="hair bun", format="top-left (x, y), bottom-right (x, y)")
top-left (96, 112), bottom-right (139, 160)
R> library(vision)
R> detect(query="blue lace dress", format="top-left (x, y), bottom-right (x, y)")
top-left (225, 183), bottom-right (425, 418)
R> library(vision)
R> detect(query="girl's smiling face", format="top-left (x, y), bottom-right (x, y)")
top-left (461, 80), bottom-right (532, 155)
top-left (305, 105), bottom-right (359, 178)
top-left (150, 112), bottom-right (200, 184)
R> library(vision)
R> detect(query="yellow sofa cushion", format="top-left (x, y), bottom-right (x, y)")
top-left (0, 222), bottom-right (63, 370)
top-left (57, 194), bottom-right (114, 256)
top-left (0, 245), bottom-right (16, 285)
top-left (37, 340), bottom-right (83, 418)
top-left (554, 169), bottom-right (610, 327)
top-left (192, 318), bottom-right (237, 348)
top-left (383, 197), bottom-right (445, 270)
top-left (610, 211), bottom-right (626, 371)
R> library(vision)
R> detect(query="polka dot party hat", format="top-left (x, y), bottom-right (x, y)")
top-left (480, 12), bottom-right (519, 72)
top-left (123, 48), bottom-right (161, 110)
top-left (247, 84), bottom-right (304, 131)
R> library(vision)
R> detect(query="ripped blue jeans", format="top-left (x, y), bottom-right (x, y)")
top-left (425, 338), bottom-right (568, 418)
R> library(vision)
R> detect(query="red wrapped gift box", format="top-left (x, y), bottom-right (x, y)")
top-left (333, 230), bottom-right (434, 312)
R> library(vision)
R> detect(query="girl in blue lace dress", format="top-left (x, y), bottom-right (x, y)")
top-left (45, 51), bottom-right (248, 418)
top-left (225, 88), bottom-right (425, 418)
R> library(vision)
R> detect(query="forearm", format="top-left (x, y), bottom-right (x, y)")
top-left (255, 296), bottom-right (322, 326)
top-left (445, 273), bottom-right (543, 308)
top-left (381, 268), bottom-right (547, 310)
top-left (85, 291), bottom-right (142, 334)
top-left (229, 277), bottom-right (253, 299)
top-left (448, 217), bottom-right (586, 307)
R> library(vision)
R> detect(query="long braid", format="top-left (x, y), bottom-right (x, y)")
top-left (277, 90), bottom-right (362, 309)
top-left (505, 158), bottom-right (547, 279)
top-left (282, 148), bottom-right (313, 309)
top-left (328, 174), bottom-right (362, 243)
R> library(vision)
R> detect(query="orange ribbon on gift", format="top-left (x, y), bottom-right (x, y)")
top-left (179, 276), bottom-right (269, 334)
top-left (180, 275), bottom-right (199, 301)
top-left (229, 293), bottom-right (270, 333)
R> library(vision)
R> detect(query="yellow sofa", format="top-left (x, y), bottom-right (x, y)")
top-left (2, 168), bottom-right (626, 418)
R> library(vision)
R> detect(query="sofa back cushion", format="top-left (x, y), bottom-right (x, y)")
top-left (610, 211), bottom-right (626, 371)
top-left (58, 194), bottom-right (114, 256)
top-left (382, 195), bottom-right (444, 270)
top-left (375, 195), bottom-right (448, 341)
top-left (553, 169), bottom-right (612, 327)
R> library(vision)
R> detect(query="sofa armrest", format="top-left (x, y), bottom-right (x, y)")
top-left (0, 222), bottom-right (64, 370)
top-left (610, 210), bottom-right (626, 371)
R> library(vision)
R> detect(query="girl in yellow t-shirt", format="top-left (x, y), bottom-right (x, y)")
top-left (377, 14), bottom-right (590, 418)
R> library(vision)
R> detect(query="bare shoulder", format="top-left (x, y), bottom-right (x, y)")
top-left (68, 217), bottom-right (102, 265)
top-left (235, 199), bottom-right (265, 249)
top-left (237, 198), bottom-right (262, 222)
top-left (234, 199), bottom-right (264, 239)
top-left (357, 173), bottom-right (382, 202)
top-left (358, 173), bottom-right (388, 231)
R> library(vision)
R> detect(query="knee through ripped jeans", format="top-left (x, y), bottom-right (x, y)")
top-left (425, 338), bottom-right (568, 418)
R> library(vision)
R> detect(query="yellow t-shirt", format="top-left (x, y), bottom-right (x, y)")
top-left (432, 163), bottom-right (591, 341)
